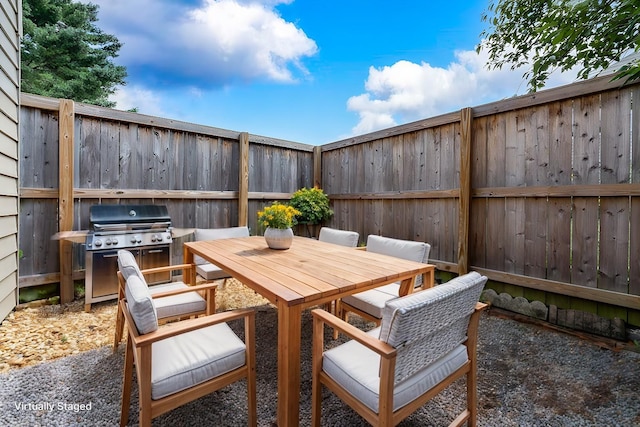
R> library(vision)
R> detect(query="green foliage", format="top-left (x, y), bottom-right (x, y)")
top-left (289, 187), bottom-right (333, 225)
top-left (257, 202), bottom-right (300, 229)
top-left (479, 0), bottom-right (640, 92)
top-left (21, 0), bottom-right (127, 107)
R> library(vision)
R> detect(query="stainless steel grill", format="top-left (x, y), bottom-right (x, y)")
top-left (84, 204), bottom-right (173, 311)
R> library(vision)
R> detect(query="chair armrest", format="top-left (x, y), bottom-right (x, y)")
top-left (140, 263), bottom-right (194, 276)
top-left (311, 308), bottom-right (395, 358)
top-left (475, 301), bottom-right (489, 312)
top-left (128, 305), bottom-right (255, 347)
top-left (148, 282), bottom-right (218, 299)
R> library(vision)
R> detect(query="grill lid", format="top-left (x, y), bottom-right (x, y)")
top-left (89, 204), bottom-right (171, 231)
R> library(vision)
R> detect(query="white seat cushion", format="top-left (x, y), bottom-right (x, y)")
top-left (196, 262), bottom-right (231, 281)
top-left (322, 327), bottom-right (468, 413)
top-left (341, 284), bottom-right (400, 319)
top-left (149, 282), bottom-right (207, 319)
top-left (151, 322), bottom-right (246, 400)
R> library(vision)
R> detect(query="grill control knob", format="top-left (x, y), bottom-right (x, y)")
top-left (94, 239), bottom-right (103, 247)
top-left (130, 236), bottom-right (138, 244)
top-left (111, 238), bottom-right (119, 245)
top-left (105, 238), bottom-right (112, 245)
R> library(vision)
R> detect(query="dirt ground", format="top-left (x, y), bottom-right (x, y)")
top-left (0, 279), bottom-right (269, 374)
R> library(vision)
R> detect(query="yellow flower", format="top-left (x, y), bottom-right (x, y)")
top-left (257, 202), bottom-right (300, 229)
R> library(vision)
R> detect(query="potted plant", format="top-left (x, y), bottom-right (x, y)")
top-left (289, 187), bottom-right (333, 237)
top-left (257, 202), bottom-right (300, 249)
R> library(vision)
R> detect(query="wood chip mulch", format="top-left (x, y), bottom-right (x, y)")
top-left (0, 279), bottom-right (269, 374)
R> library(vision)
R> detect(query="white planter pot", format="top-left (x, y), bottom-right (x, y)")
top-left (264, 227), bottom-right (294, 250)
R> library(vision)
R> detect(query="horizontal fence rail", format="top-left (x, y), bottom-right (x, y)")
top-left (17, 76), bottom-right (640, 326)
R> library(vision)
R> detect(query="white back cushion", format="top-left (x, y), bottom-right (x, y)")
top-left (379, 271), bottom-right (487, 383)
top-left (366, 235), bottom-right (430, 263)
top-left (318, 227), bottom-right (359, 247)
top-left (125, 275), bottom-right (158, 335)
top-left (193, 226), bottom-right (249, 265)
top-left (366, 235), bottom-right (431, 286)
top-left (117, 249), bottom-right (144, 282)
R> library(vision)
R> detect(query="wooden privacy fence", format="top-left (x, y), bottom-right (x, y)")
top-left (18, 75), bottom-right (640, 327)
top-left (321, 75), bottom-right (640, 325)
top-left (19, 93), bottom-right (319, 302)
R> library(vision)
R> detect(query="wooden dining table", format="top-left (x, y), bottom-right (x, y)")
top-left (183, 235), bottom-right (435, 426)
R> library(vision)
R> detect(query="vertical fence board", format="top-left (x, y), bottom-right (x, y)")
top-left (120, 123), bottom-right (141, 189)
top-left (506, 111), bottom-right (525, 187)
top-left (425, 199), bottom-right (441, 259)
top-left (525, 106), bottom-right (550, 186)
top-left (485, 198), bottom-right (506, 271)
top-left (486, 114), bottom-right (506, 187)
top-left (572, 197), bottom-right (599, 287)
top-left (547, 198), bottom-right (572, 282)
top-left (524, 198), bottom-right (547, 278)
top-left (424, 128), bottom-right (439, 190)
top-left (469, 198), bottom-right (486, 268)
top-left (441, 123), bottom-right (458, 190)
top-left (100, 119), bottom-right (120, 189)
top-left (472, 116), bottom-right (488, 187)
top-left (574, 94), bottom-right (601, 185)
top-left (601, 89), bottom-right (631, 185)
top-left (599, 197), bottom-right (630, 293)
top-left (79, 117), bottom-right (100, 189)
top-left (548, 100), bottom-right (573, 185)
top-left (504, 198), bottom-right (523, 274)
top-left (339, 148), bottom-right (350, 193)
top-left (443, 198), bottom-right (458, 264)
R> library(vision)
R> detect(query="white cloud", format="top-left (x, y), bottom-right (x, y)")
top-left (347, 47), bottom-right (581, 136)
top-left (109, 86), bottom-right (167, 117)
top-left (92, 0), bottom-right (317, 88)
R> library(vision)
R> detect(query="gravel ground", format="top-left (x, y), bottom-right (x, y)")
top-left (1, 305), bottom-right (639, 426)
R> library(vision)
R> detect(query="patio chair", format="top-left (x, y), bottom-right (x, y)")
top-left (318, 226), bottom-right (359, 247)
top-left (318, 227), bottom-right (360, 314)
top-left (336, 235), bottom-right (431, 331)
top-left (311, 272), bottom-right (488, 427)
top-left (113, 250), bottom-right (216, 351)
top-left (119, 268), bottom-right (256, 427)
top-left (194, 226), bottom-right (250, 285)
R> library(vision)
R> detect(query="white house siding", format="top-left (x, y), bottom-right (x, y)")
top-left (0, 0), bottom-right (20, 320)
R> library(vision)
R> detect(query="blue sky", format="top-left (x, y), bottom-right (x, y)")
top-left (91, 0), bottom-right (580, 145)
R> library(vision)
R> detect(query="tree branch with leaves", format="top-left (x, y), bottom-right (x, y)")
top-left (478, 0), bottom-right (640, 92)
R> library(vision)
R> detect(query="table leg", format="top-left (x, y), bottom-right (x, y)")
top-left (277, 302), bottom-right (302, 427)
top-left (183, 247), bottom-right (195, 286)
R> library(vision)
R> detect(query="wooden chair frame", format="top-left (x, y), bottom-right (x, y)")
top-left (120, 300), bottom-right (257, 427)
top-left (334, 246), bottom-right (434, 338)
top-left (312, 302), bottom-right (488, 427)
top-left (113, 263), bottom-right (217, 350)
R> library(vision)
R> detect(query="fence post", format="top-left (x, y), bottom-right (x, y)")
top-left (238, 132), bottom-right (249, 226)
top-left (58, 99), bottom-right (75, 303)
top-left (458, 107), bottom-right (472, 275)
top-left (313, 145), bottom-right (322, 188)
